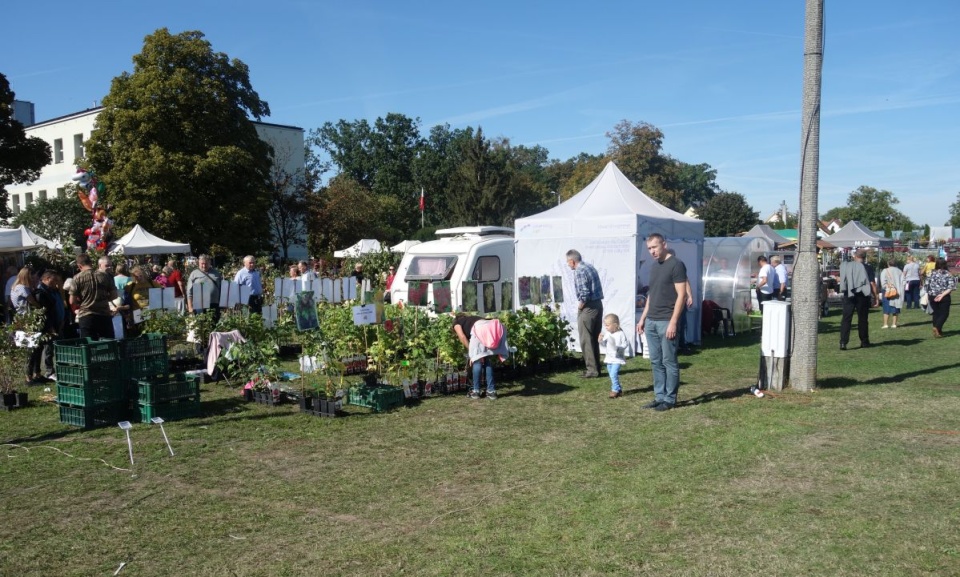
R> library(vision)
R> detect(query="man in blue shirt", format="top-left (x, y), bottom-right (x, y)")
top-left (566, 249), bottom-right (604, 378)
top-left (234, 255), bottom-right (264, 314)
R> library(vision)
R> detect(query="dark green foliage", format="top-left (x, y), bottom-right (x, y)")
top-left (11, 196), bottom-right (90, 247)
top-left (0, 73), bottom-right (51, 223)
top-left (698, 192), bottom-right (760, 236)
top-left (85, 29), bottom-right (273, 255)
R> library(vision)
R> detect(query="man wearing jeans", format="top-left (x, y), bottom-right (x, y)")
top-left (637, 233), bottom-right (687, 411)
top-left (566, 249), bottom-right (604, 379)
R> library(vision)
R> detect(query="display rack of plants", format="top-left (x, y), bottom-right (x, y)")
top-left (299, 394), bottom-right (342, 418)
top-left (137, 396), bottom-right (201, 423)
top-left (2, 392), bottom-right (28, 410)
top-left (348, 385), bottom-right (404, 412)
top-left (59, 402), bottom-right (129, 429)
top-left (136, 374), bottom-right (201, 404)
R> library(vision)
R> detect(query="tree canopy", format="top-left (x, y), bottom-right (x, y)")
top-left (697, 192), bottom-right (759, 237)
top-left (85, 29), bottom-right (274, 255)
top-left (0, 73), bottom-right (51, 224)
top-left (821, 186), bottom-right (915, 232)
top-left (11, 196), bottom-right (90, 247)
top-left (947, 192), bottom-right (960, 228)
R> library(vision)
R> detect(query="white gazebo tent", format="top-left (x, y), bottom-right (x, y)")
top-left (334, 239), bottom-right (382, 258)
top-left (825, 220), bottom-right (893, 249)
top-left (390, 240), bottom-right (421, 253)
top-left (514, 161), bottom-right (705, 347)
top-left (108, 225), bottom-right (191, 256)
top-left (0, 225), bottom-right (61, 254)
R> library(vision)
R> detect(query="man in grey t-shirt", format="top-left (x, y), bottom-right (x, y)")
top-left (637, 233), bottom-right (687, 411)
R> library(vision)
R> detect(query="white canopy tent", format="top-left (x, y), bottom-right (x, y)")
top-left (0, 225), bottom-right (61, 254)
top-left (334, 239), bottom-right (382, 258)
top-left (515, 161), bottom-right (705, 347)
top-left (390, 240), bottom-right (422, 253)
top-left (108, 225), bottom-right (191, 256)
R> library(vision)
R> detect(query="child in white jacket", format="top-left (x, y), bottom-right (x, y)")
top-left (598, 313), bottom-right (632, 398)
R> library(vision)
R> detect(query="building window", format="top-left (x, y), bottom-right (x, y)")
top-left (73, 133), bottom-right (84, 159)
top-left (57, 187), bottom-right (65, 198)
top-left (39, 190), bottom-right (47, 201)
top-left (25, 192), bottom-right (33, 207)
top-left (11, 195), bottom-right (20, 215)
top-left (54, 138), bottom-right (64, 163)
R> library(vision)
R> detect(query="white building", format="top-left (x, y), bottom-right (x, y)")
top-left (6, 105), bottom-right (307, 260)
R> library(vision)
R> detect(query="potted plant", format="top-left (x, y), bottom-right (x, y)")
top-left (1, 309), bottom-right (45, 410)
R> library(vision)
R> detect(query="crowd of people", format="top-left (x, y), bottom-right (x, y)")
top-left (2, 244), bottom-right (956, 400)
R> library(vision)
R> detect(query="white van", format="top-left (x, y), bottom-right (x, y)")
top-left (389, 226), bottom-right (515, 313)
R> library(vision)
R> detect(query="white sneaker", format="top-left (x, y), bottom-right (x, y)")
top-left (881, 325), bottom-right (889, 329)
top-left (891, 325), bottom-right (898, 328)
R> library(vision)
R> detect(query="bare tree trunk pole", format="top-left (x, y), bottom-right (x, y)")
top-left (792, 0), bottom-right (824, 392)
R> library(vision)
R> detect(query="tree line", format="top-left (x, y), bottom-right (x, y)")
top-left (4, 29), bottom-right (949, 260)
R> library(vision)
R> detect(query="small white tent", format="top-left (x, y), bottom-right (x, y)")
top-left (515, 161), bottom-right (705, 346)
top-left (334, 239), bottom-right (382, 258)
top-left (108, 225), bottom-right (191, 256)
top-left (0, 225), bottom-right (61, 254)
top-left (390, 240), bottom-right (422, 253)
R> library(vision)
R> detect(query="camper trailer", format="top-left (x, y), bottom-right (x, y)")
top-left (389, 226), bottom-right (515, 313)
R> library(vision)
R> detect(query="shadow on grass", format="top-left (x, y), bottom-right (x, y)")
top-left (499, 377), bottom-right (576, 397)
top-left (3, 427), bottom-right (83, 445)
top-left (818, 361), bottom-right (960, 389)
top-left (678, 386), bottom-right (753, 406)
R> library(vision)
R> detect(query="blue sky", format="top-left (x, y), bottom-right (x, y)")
top-left (4, 0), bottom-right (958, 227)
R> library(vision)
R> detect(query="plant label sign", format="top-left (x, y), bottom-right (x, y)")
top-left (352, 304), bottom-right (377, 326)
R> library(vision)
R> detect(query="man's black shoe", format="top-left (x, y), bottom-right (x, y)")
top-left (861, 342), bottom-right (871, 348)
top-left (839, 343), bottom-right (847, 350)
top-left (642, 400), bottom-right (661, 409)
top-left (581, 372), bottom-right (599, 379)
top-left (654, 402), bottom-right (675, 412)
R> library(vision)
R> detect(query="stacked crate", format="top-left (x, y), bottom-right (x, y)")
top-left (120, 333), bottom-right (169, 383)
top-left (134, 373), bottom-right (201, 422)
top-left (122, 333), bottom-right (201, 422)
top-left (55, 338), bottom-right (126, 429)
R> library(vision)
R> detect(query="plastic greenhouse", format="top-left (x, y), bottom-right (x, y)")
top-left (703, 236), bottom-right (775, 333)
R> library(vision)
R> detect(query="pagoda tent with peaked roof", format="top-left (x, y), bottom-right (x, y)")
top-left (742, 224), bottom-right (792, 248)
top-left (825, 221), bottom-right (893, 249)
top-left (514, 161), bottom-right (705, 346)
top-left (108, 225), bottom-right (191, 256)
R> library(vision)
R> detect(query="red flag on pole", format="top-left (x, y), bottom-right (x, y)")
top-left (419, 187), bottom-right (425, 212)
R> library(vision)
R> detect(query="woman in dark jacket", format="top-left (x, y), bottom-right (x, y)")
top-left (924, 258), bottom-right (956, 338)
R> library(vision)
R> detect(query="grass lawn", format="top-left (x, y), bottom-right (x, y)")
top-left (1, 306), bottom-right (958, 577)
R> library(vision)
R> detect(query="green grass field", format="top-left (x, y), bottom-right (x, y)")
top-left (2, 307), bottom-right (958, 577)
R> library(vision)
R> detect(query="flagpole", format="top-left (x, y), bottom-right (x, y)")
top-left (420, 187), bottom-right (425, 229)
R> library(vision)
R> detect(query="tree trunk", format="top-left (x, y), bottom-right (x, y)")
top-left (792, 0), bottom-right (824, 392)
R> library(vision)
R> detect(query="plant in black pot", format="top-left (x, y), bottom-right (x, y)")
top-left (1, 310), bottom-right (45, 410)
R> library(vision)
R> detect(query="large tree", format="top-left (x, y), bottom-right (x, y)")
top-left (697, 192), bottom-right (759, 237)
top-left (0, 73), bottom-right (51, 223)
top-left (947, 191), bottom-right (960, 228)
top-left (265, 140), bottom-right (324, 262)
top-left (821, 185), bottom-right (915, 232)
top-left (86, 29), bottom-right (273, 255)
top-left (605, 120), bottom-right (684, 210)
top-left (11, 196), bottom-right (90, 248)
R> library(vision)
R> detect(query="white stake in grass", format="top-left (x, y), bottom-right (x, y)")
top-left (117, 421), bottom-right (134, 465)
top-left (151, 417), bottom-right (175, 456)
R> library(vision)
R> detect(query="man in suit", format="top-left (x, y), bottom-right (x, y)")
top-left (838, 250), bottom-right (877, 349)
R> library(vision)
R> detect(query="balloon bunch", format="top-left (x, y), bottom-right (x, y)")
top-left (72, 168), bottom-right (114, 251)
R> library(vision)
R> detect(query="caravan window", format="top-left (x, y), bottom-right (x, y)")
top-left (471, 256), bottom-right (500, 282)
top-left (404, 255), bottom-right (458, 281)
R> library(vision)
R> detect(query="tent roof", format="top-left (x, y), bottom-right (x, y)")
top-left (515, 161), bottom-right (703, 239)
top-left (742, 224), bottom-right (792, 246)
top-left (0, 225), bottom-right (61, 254)
top-left (825, 220), bottom-right (893, 248)
top-left (108, 225), bottom-right (191, 256)
top-left (390, 240), bottom-right (422, 253)
top-left (334, 239), bottom-right (382, 258)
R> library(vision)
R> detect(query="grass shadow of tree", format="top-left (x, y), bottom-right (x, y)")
top-left (499, 377), bottom-right (576, 397)
top-left (678, 386), bottom-right (753, 406)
